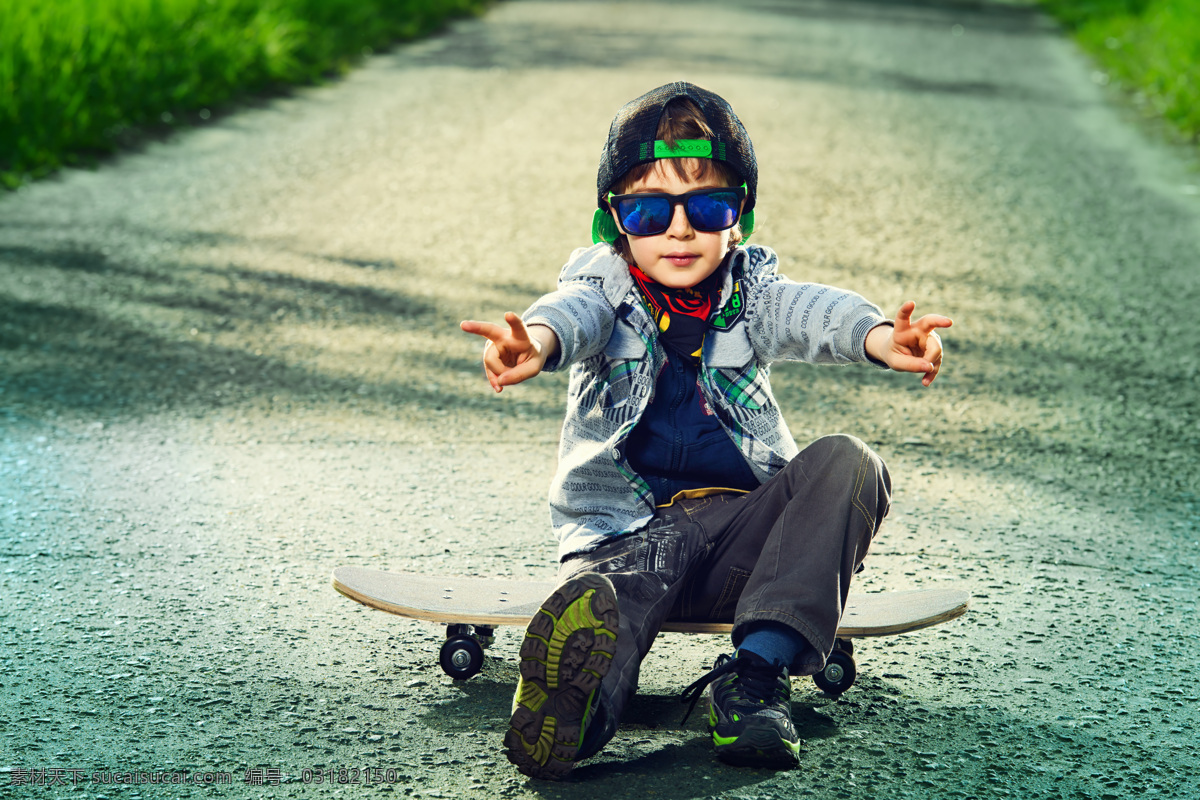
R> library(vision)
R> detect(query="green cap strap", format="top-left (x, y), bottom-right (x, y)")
top-left (639, 139), bottom-right (714, 160)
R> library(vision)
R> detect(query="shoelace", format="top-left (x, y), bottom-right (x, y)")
top-left (678, 653), bottom-right (784, 724)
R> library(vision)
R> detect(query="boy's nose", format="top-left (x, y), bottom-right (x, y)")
top-left (666, 202), bottom-right (693, 237)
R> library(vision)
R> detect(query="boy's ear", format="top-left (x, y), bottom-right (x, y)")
top-left (592, 209), bottom-right (619, 244)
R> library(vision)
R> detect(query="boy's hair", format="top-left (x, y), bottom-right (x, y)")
top-left (609, 98), bottom-right (746, 263)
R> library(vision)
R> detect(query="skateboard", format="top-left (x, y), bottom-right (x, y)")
top-left (332, 566), bottom-right (969, 696)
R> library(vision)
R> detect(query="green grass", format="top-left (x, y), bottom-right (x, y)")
top-left (0, 0), bottom-right (490, 189)
top-left (1038, 0), bottom-right (1200, 142)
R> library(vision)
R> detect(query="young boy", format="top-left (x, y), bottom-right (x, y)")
top-left (460, 81), bottom-right (951, 780)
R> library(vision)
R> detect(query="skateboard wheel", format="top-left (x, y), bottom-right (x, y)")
top-left (813, 649), bottom-right (857, 697)
top-left (440, 636), bottom-right (485, 680)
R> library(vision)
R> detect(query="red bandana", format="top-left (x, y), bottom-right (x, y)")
top-left (629, 265), bottom-right (720, 362)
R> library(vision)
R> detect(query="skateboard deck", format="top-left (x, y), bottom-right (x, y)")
top-left (332, 566), bottom-right (969, 694)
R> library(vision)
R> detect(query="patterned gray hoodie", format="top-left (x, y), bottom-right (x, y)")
top-left (524, 242), bottom-right (889, 560)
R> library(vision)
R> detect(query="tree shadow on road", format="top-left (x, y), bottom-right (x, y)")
top-left (0, 234), bottom-right (562, 424)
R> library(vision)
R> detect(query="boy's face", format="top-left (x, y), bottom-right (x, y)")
top-left (613, 162), bottom-right (740, 289)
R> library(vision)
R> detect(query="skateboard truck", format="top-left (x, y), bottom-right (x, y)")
top-left (444, 625), bottom-right (858, 694)
top-left (441, 623), bottom-right (495, 680)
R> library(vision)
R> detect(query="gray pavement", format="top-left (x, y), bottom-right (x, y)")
top-left (2, 0), bottom-right (1199, 797)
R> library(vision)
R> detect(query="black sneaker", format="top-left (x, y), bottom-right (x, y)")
top-left (680, 650), bottom-right (801, 768)
top-left (504, 573), bottom-right (619, 780)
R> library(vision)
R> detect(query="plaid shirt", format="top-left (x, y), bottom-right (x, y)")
top-left (525, 243), bottom-right (888, 559)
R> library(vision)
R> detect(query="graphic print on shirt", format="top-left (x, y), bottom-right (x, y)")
top-left (710, 273), bottom-right (746, 331)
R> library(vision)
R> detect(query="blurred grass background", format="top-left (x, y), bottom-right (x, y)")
top-left (0, 0), bottom-right (490, 189)
top-left (1038, 0), bottom-right (1200, 142)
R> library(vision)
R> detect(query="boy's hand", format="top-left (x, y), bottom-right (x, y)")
top-left (867, 301), bottom-right (953, 387)
top-left (460, 312), bottom-right (558, 393)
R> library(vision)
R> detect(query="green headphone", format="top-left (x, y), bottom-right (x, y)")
top-left (591, 210), bottom-right (620, 245)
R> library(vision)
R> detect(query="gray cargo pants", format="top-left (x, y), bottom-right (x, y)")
top-left (556, 433), bottom-right (890, 756)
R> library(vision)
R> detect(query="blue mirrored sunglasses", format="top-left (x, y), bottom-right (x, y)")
top-left (608, 184), bottom-right (746, 237)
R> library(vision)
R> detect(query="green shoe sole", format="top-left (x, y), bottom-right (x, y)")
top-left (505, 573), bottom-right (619, 780)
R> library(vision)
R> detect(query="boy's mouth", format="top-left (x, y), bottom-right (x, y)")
top-left (664, 252), bottom-right (700, 267)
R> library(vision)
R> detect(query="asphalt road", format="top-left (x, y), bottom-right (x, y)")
top-left (2, 1), bottom-right (1199, 798)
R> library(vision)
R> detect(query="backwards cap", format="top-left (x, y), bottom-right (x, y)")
top-left (596, 81), bottom-right (758, 215)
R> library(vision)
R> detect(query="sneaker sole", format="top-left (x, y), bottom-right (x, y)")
top-left (505, 573), bottom-right (619, 780)
top-left (713, 722), bottom-right (801, 769)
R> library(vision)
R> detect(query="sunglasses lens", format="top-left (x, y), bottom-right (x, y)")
top-left (687, 190), bottom-right (740, 230)
top-left (616, 197), bottom-right (672, 236)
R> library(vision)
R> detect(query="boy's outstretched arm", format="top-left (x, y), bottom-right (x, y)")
top-left (865, 301), bottom-right (953, 387)
top-left (460, 312), bottom-right (561, 393)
